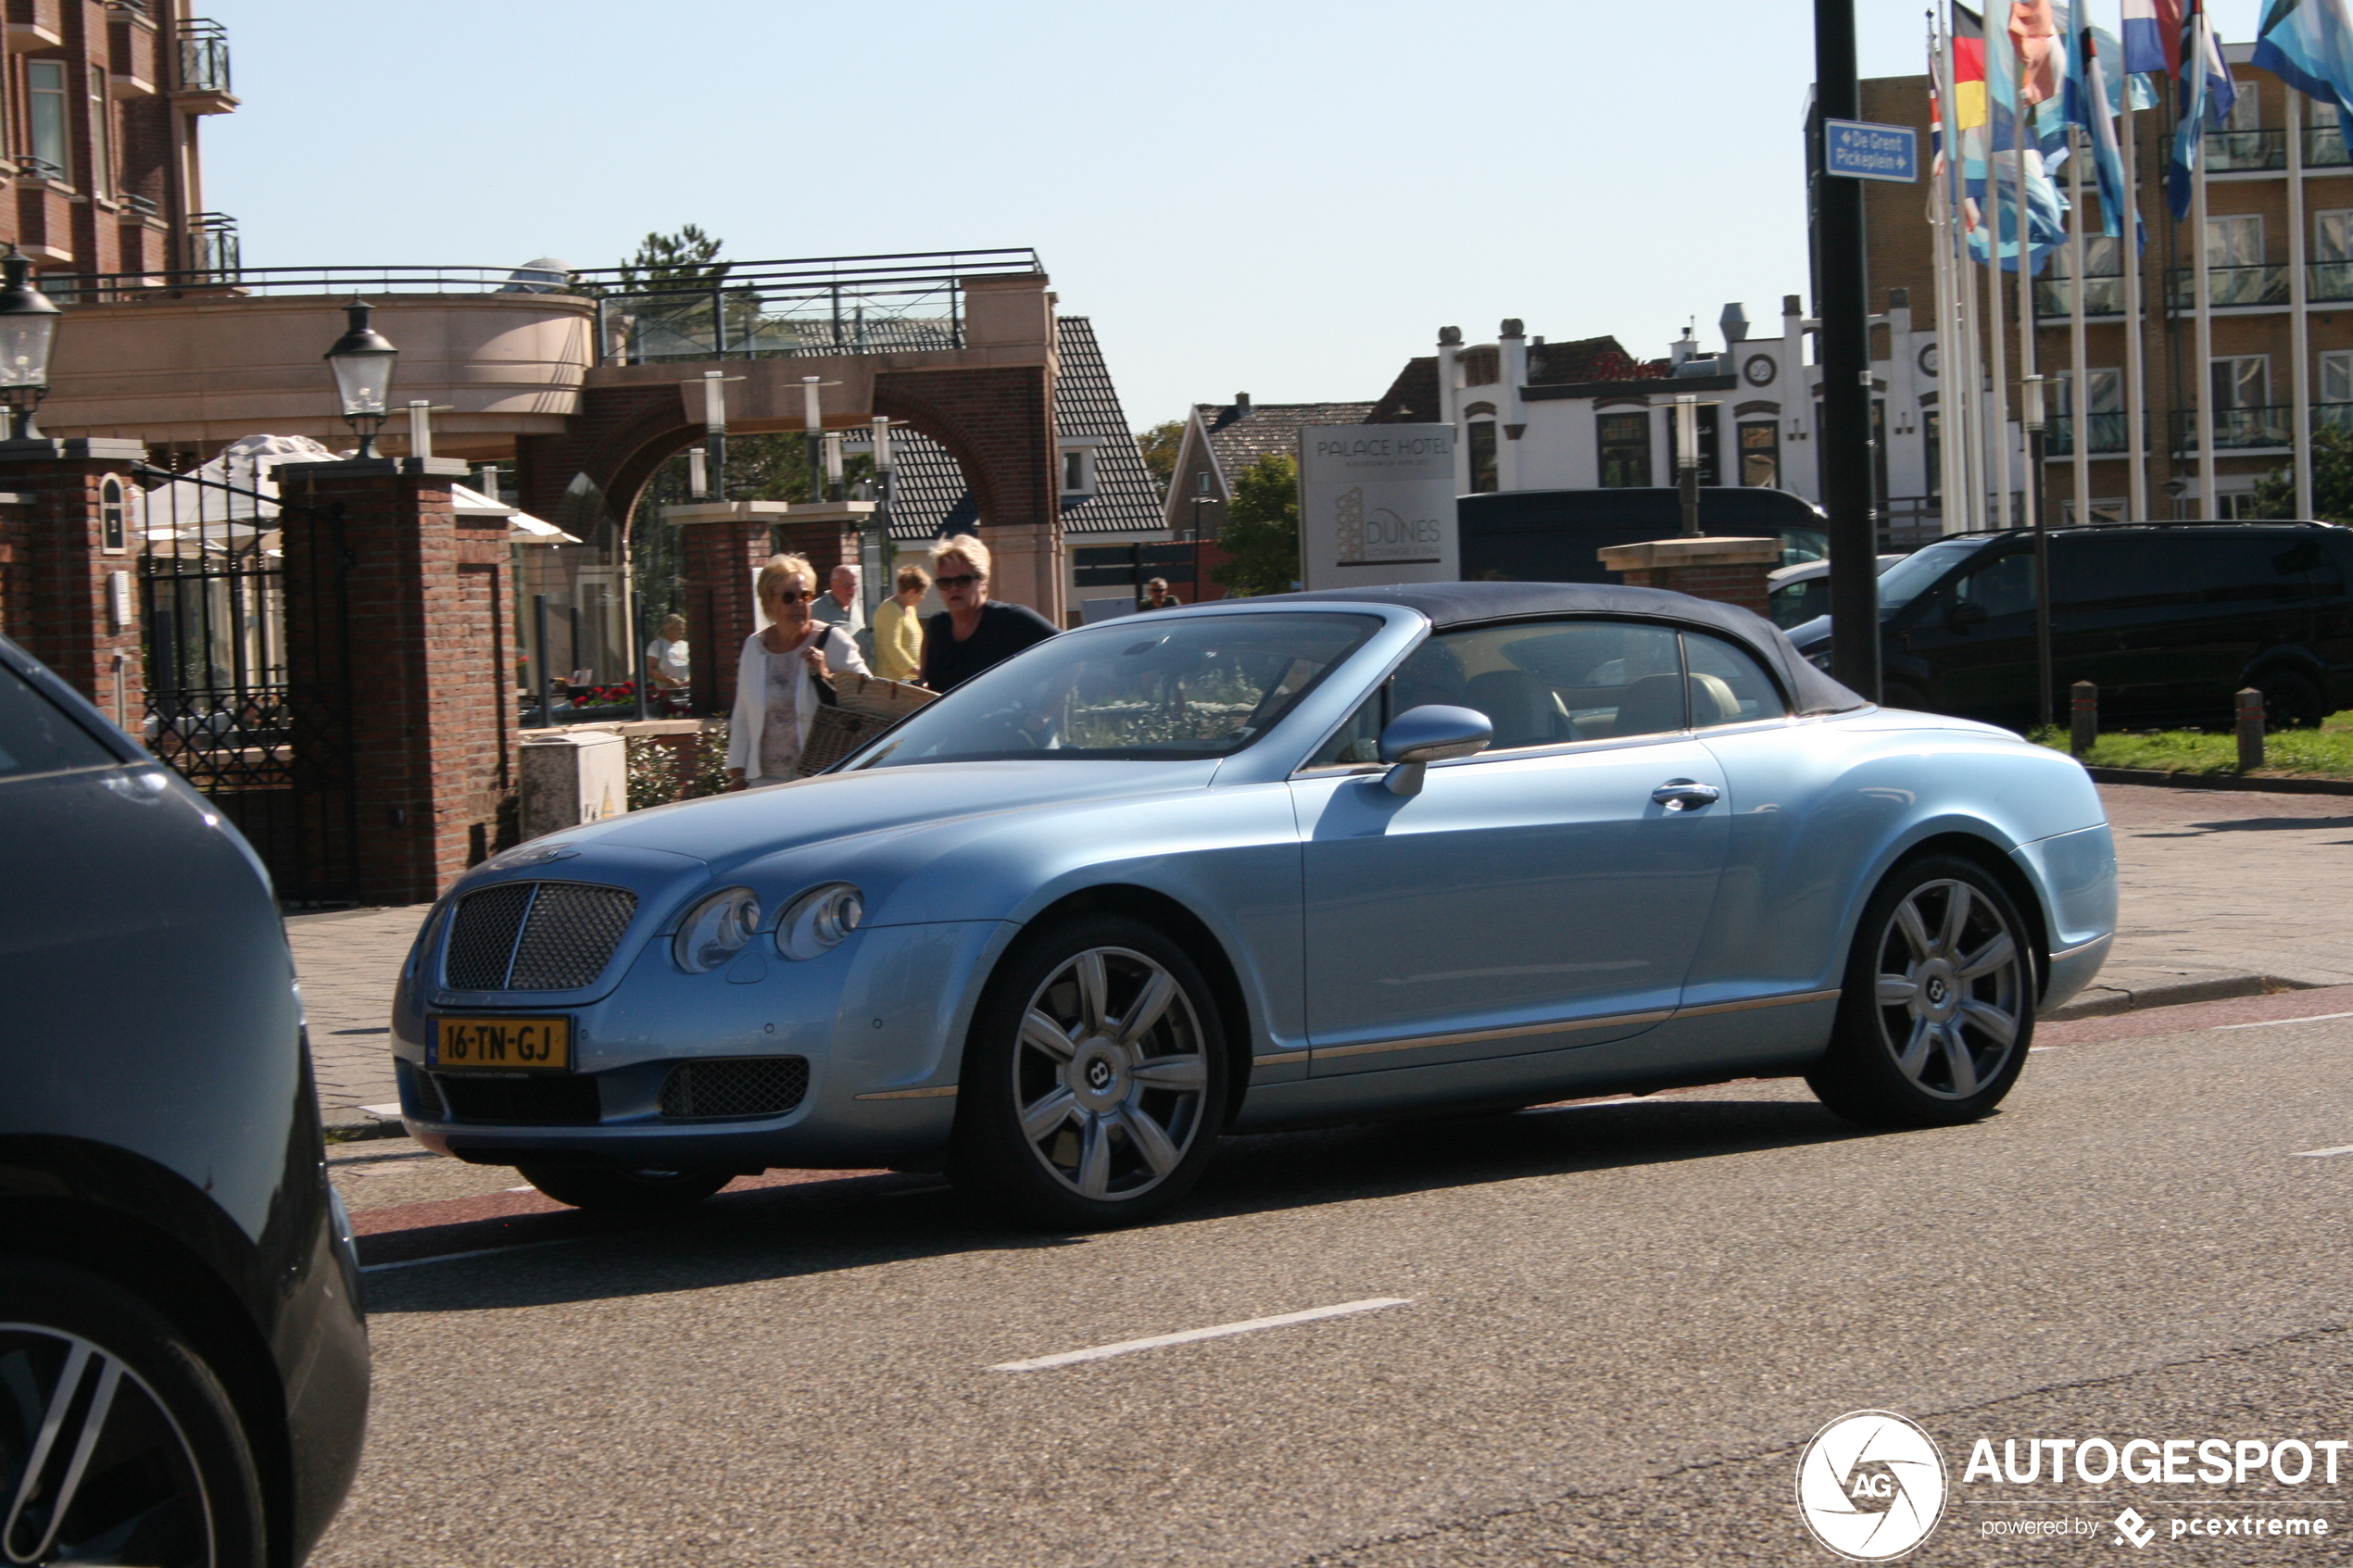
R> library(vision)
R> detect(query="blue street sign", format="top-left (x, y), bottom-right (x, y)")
top-left (1824, 119), bottom-right (1918, 183)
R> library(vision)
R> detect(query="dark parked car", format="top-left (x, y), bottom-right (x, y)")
top-left (1787, 521), bottom-right (2353, 730)
top-left (1458, 485), bottom-right (1830, 585)
top-left (0, 633), bottom-right (369, 1566)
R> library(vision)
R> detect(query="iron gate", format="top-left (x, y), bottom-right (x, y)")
top-left (137, 461), bottom-right (359, 907)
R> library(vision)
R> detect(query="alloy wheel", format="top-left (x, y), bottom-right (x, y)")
top-left (1011, 946), bottom-right (1210, 1202)
top-left (0, 1325), bottom-right (213, 1566)
top-left (1868, 878), bottom-right (2026, 1101)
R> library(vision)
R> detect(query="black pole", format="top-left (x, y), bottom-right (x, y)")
top-left (632, 589), bottom-right (650, 722)
top-left (1815, 0), bottom-right (1881, 703)
top-left (530, 593), bottom-right (550, 729)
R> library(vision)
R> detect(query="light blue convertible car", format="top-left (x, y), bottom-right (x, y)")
top-left (391, 583), bottom-right (2115, 1226)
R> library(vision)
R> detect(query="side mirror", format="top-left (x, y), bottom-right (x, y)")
top-left (1945, 601), bottom-right (1989, 633)
top-left (1376, 704), bottom-right (1491, 797)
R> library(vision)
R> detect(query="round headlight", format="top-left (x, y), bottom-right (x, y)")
top-left (673, 887), bottom-right (761, 973)
top-left (776, 883), bottom-right (862, 960)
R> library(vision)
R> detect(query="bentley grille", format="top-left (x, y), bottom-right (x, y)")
top-left (443, 882), bottom-right (637, 991)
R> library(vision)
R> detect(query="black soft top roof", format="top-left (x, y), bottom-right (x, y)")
top-left (1255, 580), bottom-right (1869, 716)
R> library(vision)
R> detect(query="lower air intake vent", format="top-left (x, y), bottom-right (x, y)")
top-left (660, 1058), bottom-right (810, 1121)
top-left (430, 1073), bottom-right (601, 1125)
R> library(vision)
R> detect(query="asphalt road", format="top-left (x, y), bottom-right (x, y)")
top-left (312, 996), bottom-right (2353, 1567)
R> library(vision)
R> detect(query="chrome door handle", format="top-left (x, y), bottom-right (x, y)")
top-left (1652, 781), bottom-right (1721, 811)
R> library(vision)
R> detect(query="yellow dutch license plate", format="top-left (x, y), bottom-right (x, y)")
top-left (432, 1017), bottom-right (571, 1072)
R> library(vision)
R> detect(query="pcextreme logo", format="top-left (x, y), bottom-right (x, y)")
top-left (1796, 1411), bottom-right (1950, 1561)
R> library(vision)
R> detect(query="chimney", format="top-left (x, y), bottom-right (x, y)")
top-left (1235, 392), bottom-right (1252, 412)
top-left (1886, 287), bottom-right (1910, 311)
top-left (1782, 294), bottom-right (1805, 318)
top-left (1719, 302), bottom-right (1750, 346)
top-left (1500, 318), bottom-right (1525, 338)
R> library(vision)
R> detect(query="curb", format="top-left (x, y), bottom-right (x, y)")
top-left (322, 1106), bottom-right (409, 1144)
top-left (2044, 972), bottom-right (2317, 1022)
top-left (2083, 766), bottom-right (2353, 797)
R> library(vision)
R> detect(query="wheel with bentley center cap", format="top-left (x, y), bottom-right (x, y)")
top-left (950, 915), bottom-right (1228, 1229)
top-left (1806, 855), bottom-right (2034, 1129)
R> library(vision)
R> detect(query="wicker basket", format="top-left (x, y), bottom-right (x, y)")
top-left (794, 675), bottom-right (935, 776)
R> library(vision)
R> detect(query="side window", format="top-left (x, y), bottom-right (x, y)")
top-left (0, 662), bottom-right (117, 779)
top-left (1950, 550), bottom-right (2037, 620)
top-left (1682, 633), bottom-right (1787, 727)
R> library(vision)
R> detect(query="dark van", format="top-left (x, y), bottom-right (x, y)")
top-left (1784, 521), bottom-right (2353, 730)
top-left (1458, 486), bottom-right (1830, 583)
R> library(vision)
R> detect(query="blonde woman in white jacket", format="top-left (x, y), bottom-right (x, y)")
top-left (724, 554), bottom-right (870, 788)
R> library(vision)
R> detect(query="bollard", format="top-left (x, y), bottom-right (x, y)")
top-left (2070, 681), bottom-right (2098, 757)
top-left (2236, 686), bottom-right (2266, 772)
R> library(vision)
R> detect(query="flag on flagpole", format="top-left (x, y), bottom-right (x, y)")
top-left (1955, 2), bottom-right (1990, 130)
top-left (2170, 0), bottom-right (2238, 219)
top-left (2251, 0), bottom-right (2353, 147)
top-left (2122, 0), bottom-right (2183, 75)
top-left (2080, 23), bottom-right (2147, 251)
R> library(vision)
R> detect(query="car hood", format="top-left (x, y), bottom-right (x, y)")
top-left (561, 759), bottom-right (1225, 871)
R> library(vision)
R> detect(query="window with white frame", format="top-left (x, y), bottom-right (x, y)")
top-left (84, 66), bottom-right (108, 200)
top-left (2318, 210), bottom-right (2353, 261)
top-left (2224, 77), bottom-right (2260, 131)
top-left (2205, 213), bottom-right (2263, 267)
top-left (2211, 355), bottom-right (2271, 410)
top-left (2057, 368), bottom-right (2124, 453)
top-left (1061, 447), bottom-right (1091, 494)
top-left (2322, 349), bottom-right (2353, 408)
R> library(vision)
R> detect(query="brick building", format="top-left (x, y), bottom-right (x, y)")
top-left (1862, 49), bottom-right (2353, 521)
top-left (1160, 395), bottom-right (1375, 540)
top-left (2, 1), bottom-right (234, 283)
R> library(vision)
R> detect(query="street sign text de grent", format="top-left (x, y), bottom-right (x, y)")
top-left (1823, 118), bottom-right (1917, 182)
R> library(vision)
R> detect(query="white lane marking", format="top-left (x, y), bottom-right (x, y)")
top-left (2218, 1011), bottom-right (2353, 1031)
top-left (507, 1185), bottom-right (535, 1192)
top-left (990, 1297), bottom-right (1409, 1373)
top-left (2029, 1046), bottom-right (2060, 1052)
top-left (359, 1237), bottom-right (585, 1274)
top-left (359, 1103), bottom-right (404, 1119)
top-left (2291, 1146), bottom-right (2353, 1159)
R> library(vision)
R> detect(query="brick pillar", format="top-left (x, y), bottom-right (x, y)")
top-left (0, 437), bottom-right (149, 731)
top-left (665, 500), bottom-right (790, 717)
top-left (979, 521), bottom-right (1067, 624)
top-left (1596, 536), bottom-right (1780, 620)
top-left (278, 458), bottom-right (513, 906)
top-left (775, 500), bottom-right (872, 587)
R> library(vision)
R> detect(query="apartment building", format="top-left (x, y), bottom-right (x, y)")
top-left (1862, 50), bottom-right (2353, 522)
top-left (0, 0), bottom-right (235, 283)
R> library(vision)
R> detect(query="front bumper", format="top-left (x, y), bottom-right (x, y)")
top-left (392, 919), bottom-right (1013, 1171)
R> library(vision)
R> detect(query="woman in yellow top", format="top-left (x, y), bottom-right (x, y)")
top-left (872, 563), bottom-right (929, 681)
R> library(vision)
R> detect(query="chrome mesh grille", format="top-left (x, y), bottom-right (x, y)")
top-left (442, 882), bottom-right (637, 991)
top-left (510, 884), bottom-right (637, 989)
top-left (660, 1058), bottom-right (810, 1121)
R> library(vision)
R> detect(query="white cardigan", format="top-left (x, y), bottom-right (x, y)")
top-left (724, 623), bottom-right (870, 782)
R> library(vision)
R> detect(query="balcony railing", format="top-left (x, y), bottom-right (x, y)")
top-left (178, 18), bottom-right (229, 95)
top-left (2033, 275), bottom-right (2126, 318)
top-left (188, 213), bottom-right (237, 282)
top-left (2044, 411), bottom-right (2141, 456)
top-left (2202, 125), bottom-right (2352, 171)
top-left (2161, 262), bottom-right (2353, 309)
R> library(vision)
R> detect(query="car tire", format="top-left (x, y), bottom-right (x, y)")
top-left (515, 1164), bottom-right (735, 1210)
top-left (0, 1254), bottom-right (268, 1568)
top-left (1806, 855), bottom-right (2036, 1130)
top-left (2255, 671), bottom-right (2325, 731)
top-left (950, 914), bottom-right (1230, 1230)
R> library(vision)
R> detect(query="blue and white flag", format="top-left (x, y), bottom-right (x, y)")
top-left (2169, 0), bottom-right (2238, 219)
top-left (2251, 0), bottom-right (2353, 148)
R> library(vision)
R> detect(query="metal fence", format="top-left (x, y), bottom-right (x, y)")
top-left (138, 461), bottom-right (358, 906)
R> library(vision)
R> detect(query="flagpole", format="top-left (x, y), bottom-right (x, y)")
top-left (1931, 16), bottom-right (1970, 531)
top-left (2289, 83), bottom-right (2314, 518)
top-left (1987, 116), bottom-right (2015, 532)
top-left (2016, 99), bottom-right (2042, 529)
top-left (2069, 122), bottom-right (2093, 523)
top-left (2121, 71), bottom-right (2150, 521)
top-left (2193, 119), bottom-right (2218, 520)
top-left (1944, 5), bottom-right (1986, 532)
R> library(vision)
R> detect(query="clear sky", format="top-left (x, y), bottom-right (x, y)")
top-left (202, 0), bottom-right (2270, 433)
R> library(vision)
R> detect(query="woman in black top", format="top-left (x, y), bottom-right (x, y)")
top-left (920, 533), bottom-right (1059, 691)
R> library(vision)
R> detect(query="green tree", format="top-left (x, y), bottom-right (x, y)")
top-left (616, 224), bottom-right (730, 290)
top-left (1214, 452), bottom-right (1300, 597)
top-left (1137, 419), bottom-right (1185, 497)
top-left (2250, 427), bottom-right (2353, 521)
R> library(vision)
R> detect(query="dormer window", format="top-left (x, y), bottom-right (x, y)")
top-left (1063, 447), bottom-right (1091, 494)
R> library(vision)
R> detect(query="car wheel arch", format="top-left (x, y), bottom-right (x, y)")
top-left (998, 884), bottom-right (1257, 1123)
top-left (0, 1193), bottom-right (295, 1567)
top-left (1872, 832), bottom-right (2053, 1001)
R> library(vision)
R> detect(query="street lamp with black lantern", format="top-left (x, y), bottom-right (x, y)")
top-left (323, 300), bottom-right (398, 458)
top-left (0, 253), bottom-right (62, 442)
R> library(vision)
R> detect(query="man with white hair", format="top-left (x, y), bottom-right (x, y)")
top-left (812, 562), bottom-right (864, 635)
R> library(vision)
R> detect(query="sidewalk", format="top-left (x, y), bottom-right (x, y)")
top-left (285, 781), bottom-right (2353, 1128)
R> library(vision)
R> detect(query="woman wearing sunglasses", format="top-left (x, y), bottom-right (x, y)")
top-left (919, 533), bottom-right (1059, 693)
top-left (724, 553), bottom-right (871, 788)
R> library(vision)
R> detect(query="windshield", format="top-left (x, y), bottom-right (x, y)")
top-left (1872, 538), bottom-right (1984, 617)
top-left (849, 612), bottom-right (1381, 767)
